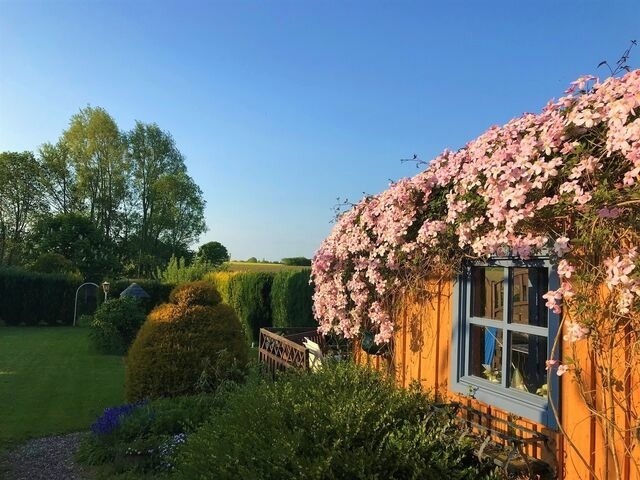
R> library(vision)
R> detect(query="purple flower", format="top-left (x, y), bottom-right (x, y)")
top-left (90, 401), bottom-right (147, 436)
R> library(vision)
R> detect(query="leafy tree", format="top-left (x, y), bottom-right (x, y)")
top-left (0, 151), bottom-right (46, 265)
top-left (154, 171), bottom-right (206, 256)
top-left (29, 212), bottom-right (119, 280)
top-left (38, 141), bottom-right (79, 214)
top-left (0, 108), bottom-right (208, 278)
top-left (197, 241), bottom-right (229, 266)
top-left (62, 106), bottom-right (128, 242)
top-left (126, 122), bottom-right (186, 275)
top-left (247, 257), bottom-right (258, 263)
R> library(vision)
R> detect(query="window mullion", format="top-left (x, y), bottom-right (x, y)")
top-left (464, 268), bottom-right (472, 378)
top-left (501, 267), bottom-right (510, 388)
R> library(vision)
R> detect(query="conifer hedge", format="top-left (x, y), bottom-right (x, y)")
top-left (0, 271), bottom-right (174, 326)
top-left (205, 270), bottom-right (315, 343)
top-left (270, 270), bottom-right (315, 328)
top-left (227, 272), bottom-right (274, 344)
top-left (0, 268), bottom-right (78, 326)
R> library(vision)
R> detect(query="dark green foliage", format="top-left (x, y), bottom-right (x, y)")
top-left (246, 257), bottom-right (258, 263)
top-left (197, 241), bottom-right (230, 266)
top-left (0, 267), bottom-right (79, 326)
top-left (206, 270), bottom-right (315, 340)
top-left (270, 270), bottom-right (315, 328)
top-left (174, 363), bottom-right (498, 480)
top-left (77, 394), bottom-right (220, 475)
top-left (227, 272), bottom-right (274, 343)
top-left (125, 282), bottom-right (248, 401)
top-left (280, 256), bottom-right (312, 266)
top-left (89, 297), bottom-right (147, 355)
top-left (29, 252), bottom-right (80, 276)
top-left (110, 279), bottom-right (174, 314)
top-left (29, 212), bottom-right (120, 281)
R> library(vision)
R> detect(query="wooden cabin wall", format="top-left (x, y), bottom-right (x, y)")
top-left (559, 317), bottom-right (640, 480)
top-left (356, 279), bottom-right (640, 480)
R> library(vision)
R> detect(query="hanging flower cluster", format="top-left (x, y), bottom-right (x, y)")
top-left (312, 70), bottom-right (640, 345)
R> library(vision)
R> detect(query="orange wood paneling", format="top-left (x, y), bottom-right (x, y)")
top-left (377, 279), bottom-right (640, 480)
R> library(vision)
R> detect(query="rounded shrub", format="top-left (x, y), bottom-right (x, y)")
top-left (169, 280), bottom-right (222, 306)
top-left (125, 282), bottom-right (248, 402)
top-left (89, 297), bottom-right (146, 355)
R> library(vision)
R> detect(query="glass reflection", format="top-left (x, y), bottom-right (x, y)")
top-left (471, 267), bottom-right (504, 320)
top-left (511, 268), bottom-right (548, 327)
top-left (469, 324), bottom-right (503, 382)
top-left (509, 332), bottom-right (547, 396)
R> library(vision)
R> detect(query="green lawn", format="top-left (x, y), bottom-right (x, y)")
top-left (224, 261), bottom-right (309, 273)
top-left (0, 327), bottom-right (125, 448)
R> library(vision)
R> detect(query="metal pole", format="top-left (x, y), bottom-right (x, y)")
top-left (73, 282), bottom-right (99, 326)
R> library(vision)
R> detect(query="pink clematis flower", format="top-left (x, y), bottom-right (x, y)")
top-left (554, 236), bottom-right (571, 257)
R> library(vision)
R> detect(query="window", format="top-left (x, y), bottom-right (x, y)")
top-left (450, 258), bottom-right (560, 427)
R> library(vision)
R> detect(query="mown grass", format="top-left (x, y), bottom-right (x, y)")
top-left (224, 261), bottom-right (309, 273)
top-left (0, 327), bottom-right (125, 448)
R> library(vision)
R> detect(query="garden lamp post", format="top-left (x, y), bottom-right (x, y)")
top-left (102, 281), bottom-right (110, 301)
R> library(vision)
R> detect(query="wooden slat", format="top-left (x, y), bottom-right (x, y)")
top-left (389, 279), bottom-right (640, 479)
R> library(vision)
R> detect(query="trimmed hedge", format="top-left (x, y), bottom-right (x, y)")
top-left (270, 270), bottom-right (314, 328)
top-left (205, 270), bottom-right (315, 343)
top-left (203, 271), bottom-right (237, 305)
top-left (0, 271), bottom-right (174, 327)
top-left (228, 272), bottom-right (274, 344)
top-left (0, 268), bottom-right (79, 326)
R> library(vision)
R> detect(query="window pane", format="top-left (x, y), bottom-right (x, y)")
top-left (469, 324), bottom-right (503, 383)
top-left (509, 332), bottom-right (548, 397)
top-left (511, 268), bottom-right (548, 327)
top-left (471, 267), bottom-right (504, 320)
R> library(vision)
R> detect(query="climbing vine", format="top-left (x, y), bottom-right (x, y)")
top-left (311, 69), bottom-right (640, 479)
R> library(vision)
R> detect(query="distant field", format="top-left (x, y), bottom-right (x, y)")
top-left (224, 261), bottom-right (310, 273)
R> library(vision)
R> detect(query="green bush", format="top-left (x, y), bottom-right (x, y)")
top-left (0, 267), bottom-right (79, 326)
top-left (156, 255), bottom-right (214, 285)
top-left (125, 282), bottom-right (248, 401)
top-left (77, 394), bottom-right (221, 475)
top-left (270, 270), bottom-right (314, 328)
top-left (77, 314), bottom-right (94, 328)
top-left (89, 297), bottom-right (147, 355)
top-left (174, 362), bottom-right (497, 480)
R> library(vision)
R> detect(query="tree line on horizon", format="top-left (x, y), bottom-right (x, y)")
top-left (0, 106), bottom-right (207, 280)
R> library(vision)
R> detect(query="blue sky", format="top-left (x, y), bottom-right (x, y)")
top-left (0, 1), bottom-right (638, 261)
